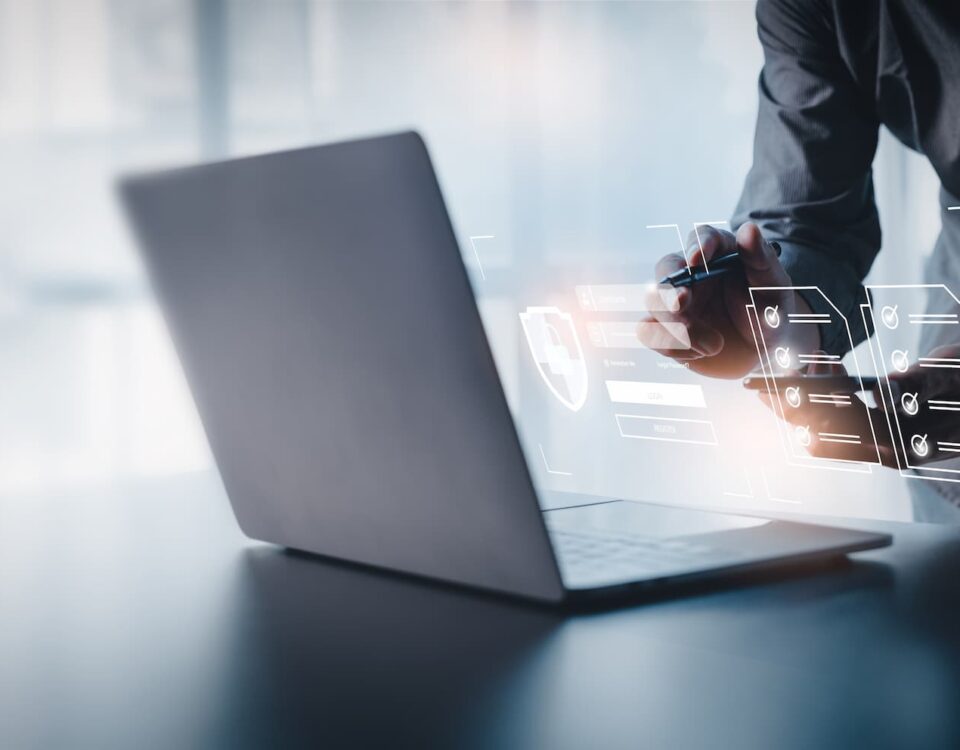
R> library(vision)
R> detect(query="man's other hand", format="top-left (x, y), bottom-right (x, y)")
top-left (758, 345), bottom-right (960, 467)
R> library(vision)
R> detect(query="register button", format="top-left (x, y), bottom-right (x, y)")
top-left (614, 414), bottom-right (718, 446)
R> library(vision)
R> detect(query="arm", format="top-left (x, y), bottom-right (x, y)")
top-left (732, 0), bottom-right (882, 355)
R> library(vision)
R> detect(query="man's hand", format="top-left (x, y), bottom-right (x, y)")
top-left (761, 345), bottom-right (960, 467)
top-left (640, 222), bottom-right (820, 379)
top-left (883, 344), bottom-right (960, 465)
top-left (758, 357), bottom-right (897, 466)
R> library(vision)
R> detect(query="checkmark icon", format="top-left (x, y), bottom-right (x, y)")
top-left (911, 433), bottom-right (929, 457)
top-left (892, 349), bottom-right (909, 372)
top-left (901, 392), bottom-right (919, 415)
top-left (775, 346), bottom-right (791, 369)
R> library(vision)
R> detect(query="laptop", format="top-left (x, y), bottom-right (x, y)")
top-left (120, 131), bottom-right (891, 604)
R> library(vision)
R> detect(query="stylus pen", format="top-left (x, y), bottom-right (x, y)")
top-left (660, 241), bottom-right (782, 288)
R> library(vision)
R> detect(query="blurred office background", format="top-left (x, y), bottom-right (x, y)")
top-left (0, 0), bottom-right (943, 517)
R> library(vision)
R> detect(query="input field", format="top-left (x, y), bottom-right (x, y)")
top-left (605, 380), bottom-right (707, 408)
top-left (587, 321), bottom-right (690, 350)
top-left (576, 283), bottom-right (679, 312)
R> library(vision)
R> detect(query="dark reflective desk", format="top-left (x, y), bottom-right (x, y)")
top-left (3, 471), bottom-right (960, 749)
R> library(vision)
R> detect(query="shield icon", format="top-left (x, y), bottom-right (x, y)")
top-left (519, 306), bottom-right (589, 411)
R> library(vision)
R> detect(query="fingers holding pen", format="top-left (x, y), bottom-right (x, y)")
top-left (686, 225), bottom-right (737, 268)
top-left (653, 225), bottom-right (739, 314)
top-left (646, 239), bottom-right (733, 360)
top-left (653, 253), bottom-right (692, 312)
top-left (646, 229), bottom-right (740, 362)
top-left (736, 222), bottom-right (790, 287)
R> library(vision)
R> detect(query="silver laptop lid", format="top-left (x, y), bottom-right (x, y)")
top-left (121, 131), bottom-right (564, 602)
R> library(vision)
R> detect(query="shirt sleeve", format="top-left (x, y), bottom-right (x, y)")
top-left (732, 0), bottom-right (881, 355)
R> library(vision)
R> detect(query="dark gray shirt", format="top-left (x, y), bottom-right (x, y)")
top-left (732, 0), bottom-right (960, 355)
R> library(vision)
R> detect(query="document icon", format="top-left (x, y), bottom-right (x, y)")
top-left (519, 306), bottom-right (589, 412)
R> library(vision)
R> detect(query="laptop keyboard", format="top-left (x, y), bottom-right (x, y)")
top-left (548, 526), bottom-right (726, 588)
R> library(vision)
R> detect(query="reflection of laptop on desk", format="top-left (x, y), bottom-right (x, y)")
top-left (120, 131), bottom-right (890, 604)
